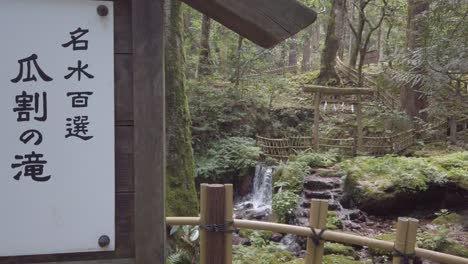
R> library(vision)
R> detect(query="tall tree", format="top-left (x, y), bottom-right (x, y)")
top-left (198, 14), bottom-right (212, 77)
top-left (164, 0), bottom-right (198, 216)
top-left (288, 35), bottom-right (298, 71)
top-left (315, 0), bottom-right (345, 85)
top-left (302, 27), bottom-right (313, 71)
top-left (400, 0), bottom-right (429, 120)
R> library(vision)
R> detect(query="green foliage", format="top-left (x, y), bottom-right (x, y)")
top-left (323, 254), bottom-right (366, 264)
top-left (233, 244), bottom-right (299, 264)
top-left (341, 152), bottom-right (468, 210)
top-left (324, 243), bottom-right (357, 258)
top-left (166, 249), bottom-right (192, 264)
top-left (238, 229), bottom-right (273, 247)
top-left (273, 161), bottom-right (310, 193)
top-left (432, 212), bottom-right (462, 226)
top-left (326, 211), bottom-right (343, 230)
top-left (272, 191), bottom-right (299, 223)
top-left (196, 137), bottom-right (261, 181)
top-left (292, 151), bottom-right (340, 168)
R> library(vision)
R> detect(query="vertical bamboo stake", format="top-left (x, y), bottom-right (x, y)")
top-left (305, 199), bottom-right (328, 264)
top-left (393, 217), bottom-right (409, 264)
top-left (224, 184), bottom-right (233, 264)
top-left (404, 218), bottom-right (419, 264)
top-left (199, 184), bottom-right (208, 264)
top-left (313, 92), bottom-right (321, 151)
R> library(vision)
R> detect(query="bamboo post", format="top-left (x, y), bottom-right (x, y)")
top-left (305, 199), bottom-right (328, 264)
top-left (393, 217), bottom-right (419, 264)
top-left (356, 94), bottom-right (363, 153)
top-left (224, 184), bottom-right (233, 264)
top-left (200, 184), bottom-right (226, 264)
top-left (200, 184), bottom-right (208, 264)
top-left (313, 92), bottom-right (321, 151)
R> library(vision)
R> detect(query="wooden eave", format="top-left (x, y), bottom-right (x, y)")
top-left (181, 0), bottom-right (317, 48)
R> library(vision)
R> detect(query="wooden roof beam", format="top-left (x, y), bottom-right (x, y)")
top-left (181, 0), bottom-right (317, 48)
top-left (302, 85), bottom-right (376, 95)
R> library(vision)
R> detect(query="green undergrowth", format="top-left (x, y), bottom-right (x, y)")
top-left (233, 244), bottom-right (297, 264)
top-left (370, 226), bottom-right (468, 258)
top-left (272, 151), bottom-right (342, 222)
top-left (195, 137), bottom-right (261, 182)
top-left (341, 152), bottom-right (468, 212)
top-left (324, 243), bottom-right (357, 258)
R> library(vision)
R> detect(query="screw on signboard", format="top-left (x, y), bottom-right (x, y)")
top-left (97, 5), bottom-right (109, 17)
top-left (98, 235), bottom-right (111, 248)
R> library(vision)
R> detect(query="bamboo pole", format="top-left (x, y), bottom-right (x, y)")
top-left (232, 220), bottom-right (468, 264)
top-left (224, 184), bottom-right (233, 264)
top-left (305, 200), bottom-right (328, 264)
top-left (393, 218), bottom-right (410, 264)
top-left (165, 217), bottom-right (468, 264)
top-left (404, 218), bottom-right (419, 264)
top-left (199, 184), bottom-right (208, 264)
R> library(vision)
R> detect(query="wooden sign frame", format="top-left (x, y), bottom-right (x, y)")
top-left (0, 0), bottom-right (165, 263)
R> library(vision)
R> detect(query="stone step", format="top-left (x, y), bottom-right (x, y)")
top-left (300, 198), bottom-right (341, 211)
top-left (304, 176), bottom-right (341, 190)
top-left (304, 190), bottom-right (333, 199)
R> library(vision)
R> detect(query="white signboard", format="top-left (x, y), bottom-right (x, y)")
top-left (0, 0), bottom-right (115, 256)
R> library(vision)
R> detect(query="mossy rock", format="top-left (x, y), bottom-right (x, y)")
top-left (432, 213), bottom-right (462, 226)
top-left (369, 232), bottom-right (395, 257)
top-left (323, 254), bottom-right (366, 264)
top-left (233, 244), bottom-right (298, 264)
top-left (324, 242), bottom-right (357, 258)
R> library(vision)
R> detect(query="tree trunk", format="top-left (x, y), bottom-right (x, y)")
top-left (198, 14), bottom-right (211, 77)
top-left (302, 26), bottom-right (313, 72)
top-left (401, 0), bottom-right (429, 121)
top-left (288, 35), bottom-right (298, 73)
top-left (164, 0), bottom-right (199, 216)
top-left (311, 20), bottom-right (321, 68)
top-left (349, 0), bottom-right (367, 68)
top-left (234, 35), bottom-right (244, 86)
top-left (315, 0), bottom-right (344, 86)
top-left (336, 0), bottom-right (347, 59)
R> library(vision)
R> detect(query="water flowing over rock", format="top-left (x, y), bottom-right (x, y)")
top-left (234, 164), bottom-right (274, 220)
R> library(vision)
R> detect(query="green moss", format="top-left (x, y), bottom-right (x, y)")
top-left (432, 213), bottom-right (462, 226)
top-left (340, 152), bottom-right (468, 212)
top-left (233, 244), bottom-right (299, 264)
top-left (238, 229), bottom-right (273, 247)
top-left (324, 243), bottom-right (357, 257)
top-left (326, 211), bottom-right (343, 230)
top-left (323, 254), bottom-right (365, 264)
top-left (369, 233), bottom-right (395, 256)
top-left (292, 152), bottom-right (340, 168)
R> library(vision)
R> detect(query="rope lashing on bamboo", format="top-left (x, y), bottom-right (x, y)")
top-left (201, 221), bottom-right (234, 233)
top-left (393, 246), bottom-right (416, 264)
top-left (310, 227), bottom-right (327, 246)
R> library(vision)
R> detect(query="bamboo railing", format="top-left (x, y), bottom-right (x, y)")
top-left (167, 184), bottom-right (468, 264)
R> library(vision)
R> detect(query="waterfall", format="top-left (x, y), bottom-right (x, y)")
top-left (251, 165), bottom-right (274, 210)
top-left (234, 164), bottom-right (274, 219)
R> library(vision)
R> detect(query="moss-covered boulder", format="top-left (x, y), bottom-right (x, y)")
top-left (324, 242), bottom-right (357, 258)
top-left (340, 152), bottom-right (468, 214)
top-left (323, 254), bottom-right (367, 264)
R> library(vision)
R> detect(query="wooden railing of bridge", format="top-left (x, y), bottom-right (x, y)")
top-left (167, 184), bottom-right (468, 264)
top-left (257, 118), bottom-right (467, 159)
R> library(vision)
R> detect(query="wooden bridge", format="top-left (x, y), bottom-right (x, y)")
top-left (257, 118), bottom-right (467, 160)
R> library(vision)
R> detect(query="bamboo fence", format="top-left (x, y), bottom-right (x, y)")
top-left (167, 184), bottom-right (468, 264)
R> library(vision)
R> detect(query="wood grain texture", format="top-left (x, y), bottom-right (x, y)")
top-left (181, 0), bottom-right (317, 48)
top-left (202, 185), bottom-right (226, 264)
top-left (33, 259), bottom-right (134, 264)
top-left (115, 54), bottom-right (134, 122)
top-left (132, 0), bottom-right (166, 263)
top-left (115, 0), bottom-right (132, 54)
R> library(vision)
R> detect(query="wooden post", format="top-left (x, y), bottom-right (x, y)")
top-left (305, 199), bottom-right (328, 264)
top-left (133, 0), bottom-right (166, 263)
top-left (225, 184), bottom-right (233, 264)
top-left (313, 92), bottom-right (321, 151)
top-left (356, 94), bottom-right (363, 154)
top-left (449, 118), bottom-right (457, 144)
top-left (393, 217), bottom-right (419, 264)
top-left (200, 184), bottom-right (226, 264)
